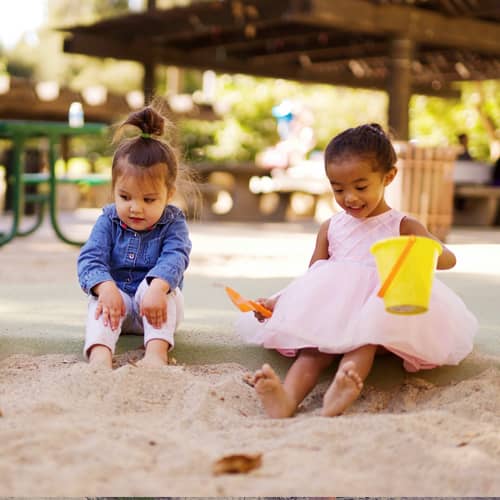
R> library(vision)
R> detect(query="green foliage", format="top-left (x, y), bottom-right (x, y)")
top-left (183, 77), bottom-right (497, 163)
top-left (411, 81), bottom-right (500, 161)
top-left (181, 75), bottom-right (388, 162)
top-left (178, 119), bottom-right (220, 163)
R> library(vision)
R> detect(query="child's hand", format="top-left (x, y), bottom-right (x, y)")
top-left (254, 297), bottom-right (278, 322)
top-left (140, 278), bottom-right (170, 329)
top-left (94, 281), bottom-right (125, 331)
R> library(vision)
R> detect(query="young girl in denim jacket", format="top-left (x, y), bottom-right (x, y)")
top-left (78, 106), bottom-right (193, 368)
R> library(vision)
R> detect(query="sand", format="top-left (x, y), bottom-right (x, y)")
top-left (1, 350), bottom-right (499, 496)
top-left (1, 216), bottom-right (500, 496)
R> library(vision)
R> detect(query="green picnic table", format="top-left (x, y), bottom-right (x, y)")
top-left (0, 120), bottom-right (108, 246)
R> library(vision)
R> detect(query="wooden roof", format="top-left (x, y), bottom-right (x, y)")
top-left (62, 0), bottom-right (500, 97)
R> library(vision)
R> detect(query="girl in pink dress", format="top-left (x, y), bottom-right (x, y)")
top-left (236, 123), bottom-right (478, 418)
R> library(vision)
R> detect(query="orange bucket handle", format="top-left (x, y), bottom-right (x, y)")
top-left (376, 235), bottom-right (416, 298)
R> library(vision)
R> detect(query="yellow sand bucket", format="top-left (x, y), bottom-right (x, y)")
top-left (370, 235), bottom-right (442, 314)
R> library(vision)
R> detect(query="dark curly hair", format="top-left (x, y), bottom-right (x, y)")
top-left (324, 123), bottom-right (397, 173)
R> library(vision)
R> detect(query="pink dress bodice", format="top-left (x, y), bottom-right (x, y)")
top-left (327, 209), bottom-right (404, 266)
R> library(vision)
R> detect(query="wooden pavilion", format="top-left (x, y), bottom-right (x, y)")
top-left (61, 0), bottom-right (500, 140)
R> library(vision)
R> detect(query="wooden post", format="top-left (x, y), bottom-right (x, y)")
top-left (388, 38), bottom-right (414, 141)
top-left (143, 57), bottom-right (155, 105)
top-left (143, 0), bottom-right (157, 104)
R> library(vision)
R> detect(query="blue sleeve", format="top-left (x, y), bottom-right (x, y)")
top-left (145, 212), bottom-right (192, 291)
top-left (77, 213), bottom-right (114, 295)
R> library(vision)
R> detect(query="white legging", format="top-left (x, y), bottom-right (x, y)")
top-left (83, 279), bottom-right (184, 359)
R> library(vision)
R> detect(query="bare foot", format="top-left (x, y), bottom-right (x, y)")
top-left (252, 363), bottom-right (296, 418)
top-left (140, 339), bottom-right (169, 367)
top-left (139, 352), bottom-right (168, 368)
top-left (88, 345), bottom-right (112, 369)
top-left (321, 361), bottom-right (363, 417)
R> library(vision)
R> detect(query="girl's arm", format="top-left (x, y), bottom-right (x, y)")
top-left (78, 212), bottom-right (124, 329)
top-left (146, 209), bottom-right (192, 291)
top-left (308, 219), bottom-right (330, 267)
top-left (77, 213), bottom-right (115, 294)
top-left (400, 216), bottom-right (456, 270)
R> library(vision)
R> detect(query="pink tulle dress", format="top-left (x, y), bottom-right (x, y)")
top-left (236, 209), bottom-right (478, 372)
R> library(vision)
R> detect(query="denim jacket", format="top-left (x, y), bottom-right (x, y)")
top-left (77, 204), bottom-right (191, 297)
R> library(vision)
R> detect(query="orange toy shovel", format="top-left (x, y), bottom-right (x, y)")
top-left (225, 286), bottom-right (273, 318)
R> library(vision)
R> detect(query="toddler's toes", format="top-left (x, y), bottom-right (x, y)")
top-left (345, 367), bottom-right (363, 390)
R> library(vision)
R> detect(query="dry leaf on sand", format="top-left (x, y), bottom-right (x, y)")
top-left (212, 453), bottom-right (262, 475)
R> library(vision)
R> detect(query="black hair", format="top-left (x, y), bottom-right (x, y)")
top-left (324, 123), bottom-right (397, 173)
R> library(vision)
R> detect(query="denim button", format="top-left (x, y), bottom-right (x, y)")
top-left (128, 253), bottom-right (135, 259)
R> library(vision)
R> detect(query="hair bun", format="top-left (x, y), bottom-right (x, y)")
top-left (124, 106), bottom-right (165, 137)
top-left (367, 123), bottom-right (384, 134)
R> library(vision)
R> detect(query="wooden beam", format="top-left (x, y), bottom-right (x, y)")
top-left (288, 0), bottom-right (500, 54)
top-left (81, 0), bottom-right (294, 43)
top-left (64, 33), bottom-right (150, 63)
top-left (63, 33), bottom-right (460, 98)
top-left (248, 42), bottom-right (389, 65)
top-left (153, 46), bottom-right (459, 97)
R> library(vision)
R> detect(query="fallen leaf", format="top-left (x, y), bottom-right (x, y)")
top-left (213, 453), bottom-right (262, 475)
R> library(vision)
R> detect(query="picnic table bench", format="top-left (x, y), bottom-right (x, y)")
top-left (191, 161), bottom-right (332, 222)
top-left (250, 166), bottom-right (332, 221)
top-left (191, 162), bottom-right (272, 221)
top-left (453, 184), bottom-right (500, 226)
top-left (0, 120), bottom-right (108, 246)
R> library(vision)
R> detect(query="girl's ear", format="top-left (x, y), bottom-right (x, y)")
top-left (167, 186), bottom-right (176, 202)
top-left (383, 167), bottom-right (397, 186)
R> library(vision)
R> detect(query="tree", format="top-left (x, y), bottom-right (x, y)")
top-left (411, 81), bottom-right (500, 162)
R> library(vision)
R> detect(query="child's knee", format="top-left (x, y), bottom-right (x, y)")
top-left (142, 289), bottom-right (182, 349)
